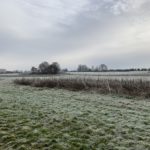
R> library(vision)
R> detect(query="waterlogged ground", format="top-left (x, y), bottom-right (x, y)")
top-left (0, 78), bottom-right (150, 150)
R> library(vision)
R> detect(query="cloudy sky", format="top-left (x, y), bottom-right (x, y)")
top-left (0, 0), bottom-right (150, 70)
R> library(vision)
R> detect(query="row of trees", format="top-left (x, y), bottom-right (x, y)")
top-left (77, 65), bottom-right (150, 72)
top-left (31, 61), bottom-right (60, 74)
top-left (30, 61), bottom-right (150, 74)
top-left (77, 64), bottom-right (108, 72)
top-left (108, 68), bottom-right (150, 72)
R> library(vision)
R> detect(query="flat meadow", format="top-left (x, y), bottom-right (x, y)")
top-left (0, 72), bottom-right (150, 150)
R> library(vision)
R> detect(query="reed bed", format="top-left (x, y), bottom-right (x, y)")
top-left (14, 77), bottom-right (150, 98)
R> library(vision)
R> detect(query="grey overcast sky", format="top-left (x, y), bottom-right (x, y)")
top-left (0, 0), bottom-right (150, 70)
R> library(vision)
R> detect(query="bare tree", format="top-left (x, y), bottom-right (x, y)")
top-left (99, 64), bottom-right (108, 71)
top-left (38, 61), bottom-right (49, 74)
top-left (47, 62), bottom-right (60, 74)
top-left (77, 65), bottom-right (89, 72)
top-left (31, 67), bottom-right (38, 74)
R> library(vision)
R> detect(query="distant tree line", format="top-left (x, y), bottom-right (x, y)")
top-left (77, 64), bottom-right (108, 72)
top-left (31, 61), bottom-right (61, 74)
top-left (108, 68), bottom-right (150, 72)
top-left (76, 64), bottom-right (150, 72)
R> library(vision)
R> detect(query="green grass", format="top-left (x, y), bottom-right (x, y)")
top-left (0, 78), bottom-right (150, 150)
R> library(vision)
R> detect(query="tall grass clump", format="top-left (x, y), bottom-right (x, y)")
top-left (14, 78), bottom-right (150, 98)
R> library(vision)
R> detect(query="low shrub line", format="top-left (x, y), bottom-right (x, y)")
top-left (14, 78), bottom-right (150, 98)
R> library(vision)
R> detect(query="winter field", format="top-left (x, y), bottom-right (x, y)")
top-left (0, 74), bottom-right (150, 150)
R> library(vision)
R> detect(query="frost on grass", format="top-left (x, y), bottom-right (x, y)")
top-left (0, 78), bottom-right (150, 150)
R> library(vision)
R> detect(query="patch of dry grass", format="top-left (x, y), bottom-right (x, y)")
top-left (14, 78), bottom-right (150, 98)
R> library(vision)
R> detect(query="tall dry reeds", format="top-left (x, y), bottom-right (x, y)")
top-left (14, 78), bottom-right (150, 98)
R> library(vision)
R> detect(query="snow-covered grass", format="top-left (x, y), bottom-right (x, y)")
top-left (0, 77), bottom-right (150, 150)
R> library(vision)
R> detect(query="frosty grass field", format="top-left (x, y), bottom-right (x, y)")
top-left (0, 74), bottom-right (150, 150)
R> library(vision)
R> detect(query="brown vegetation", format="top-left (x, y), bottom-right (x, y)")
top-left (14, 78), bottom-right (150, 98)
